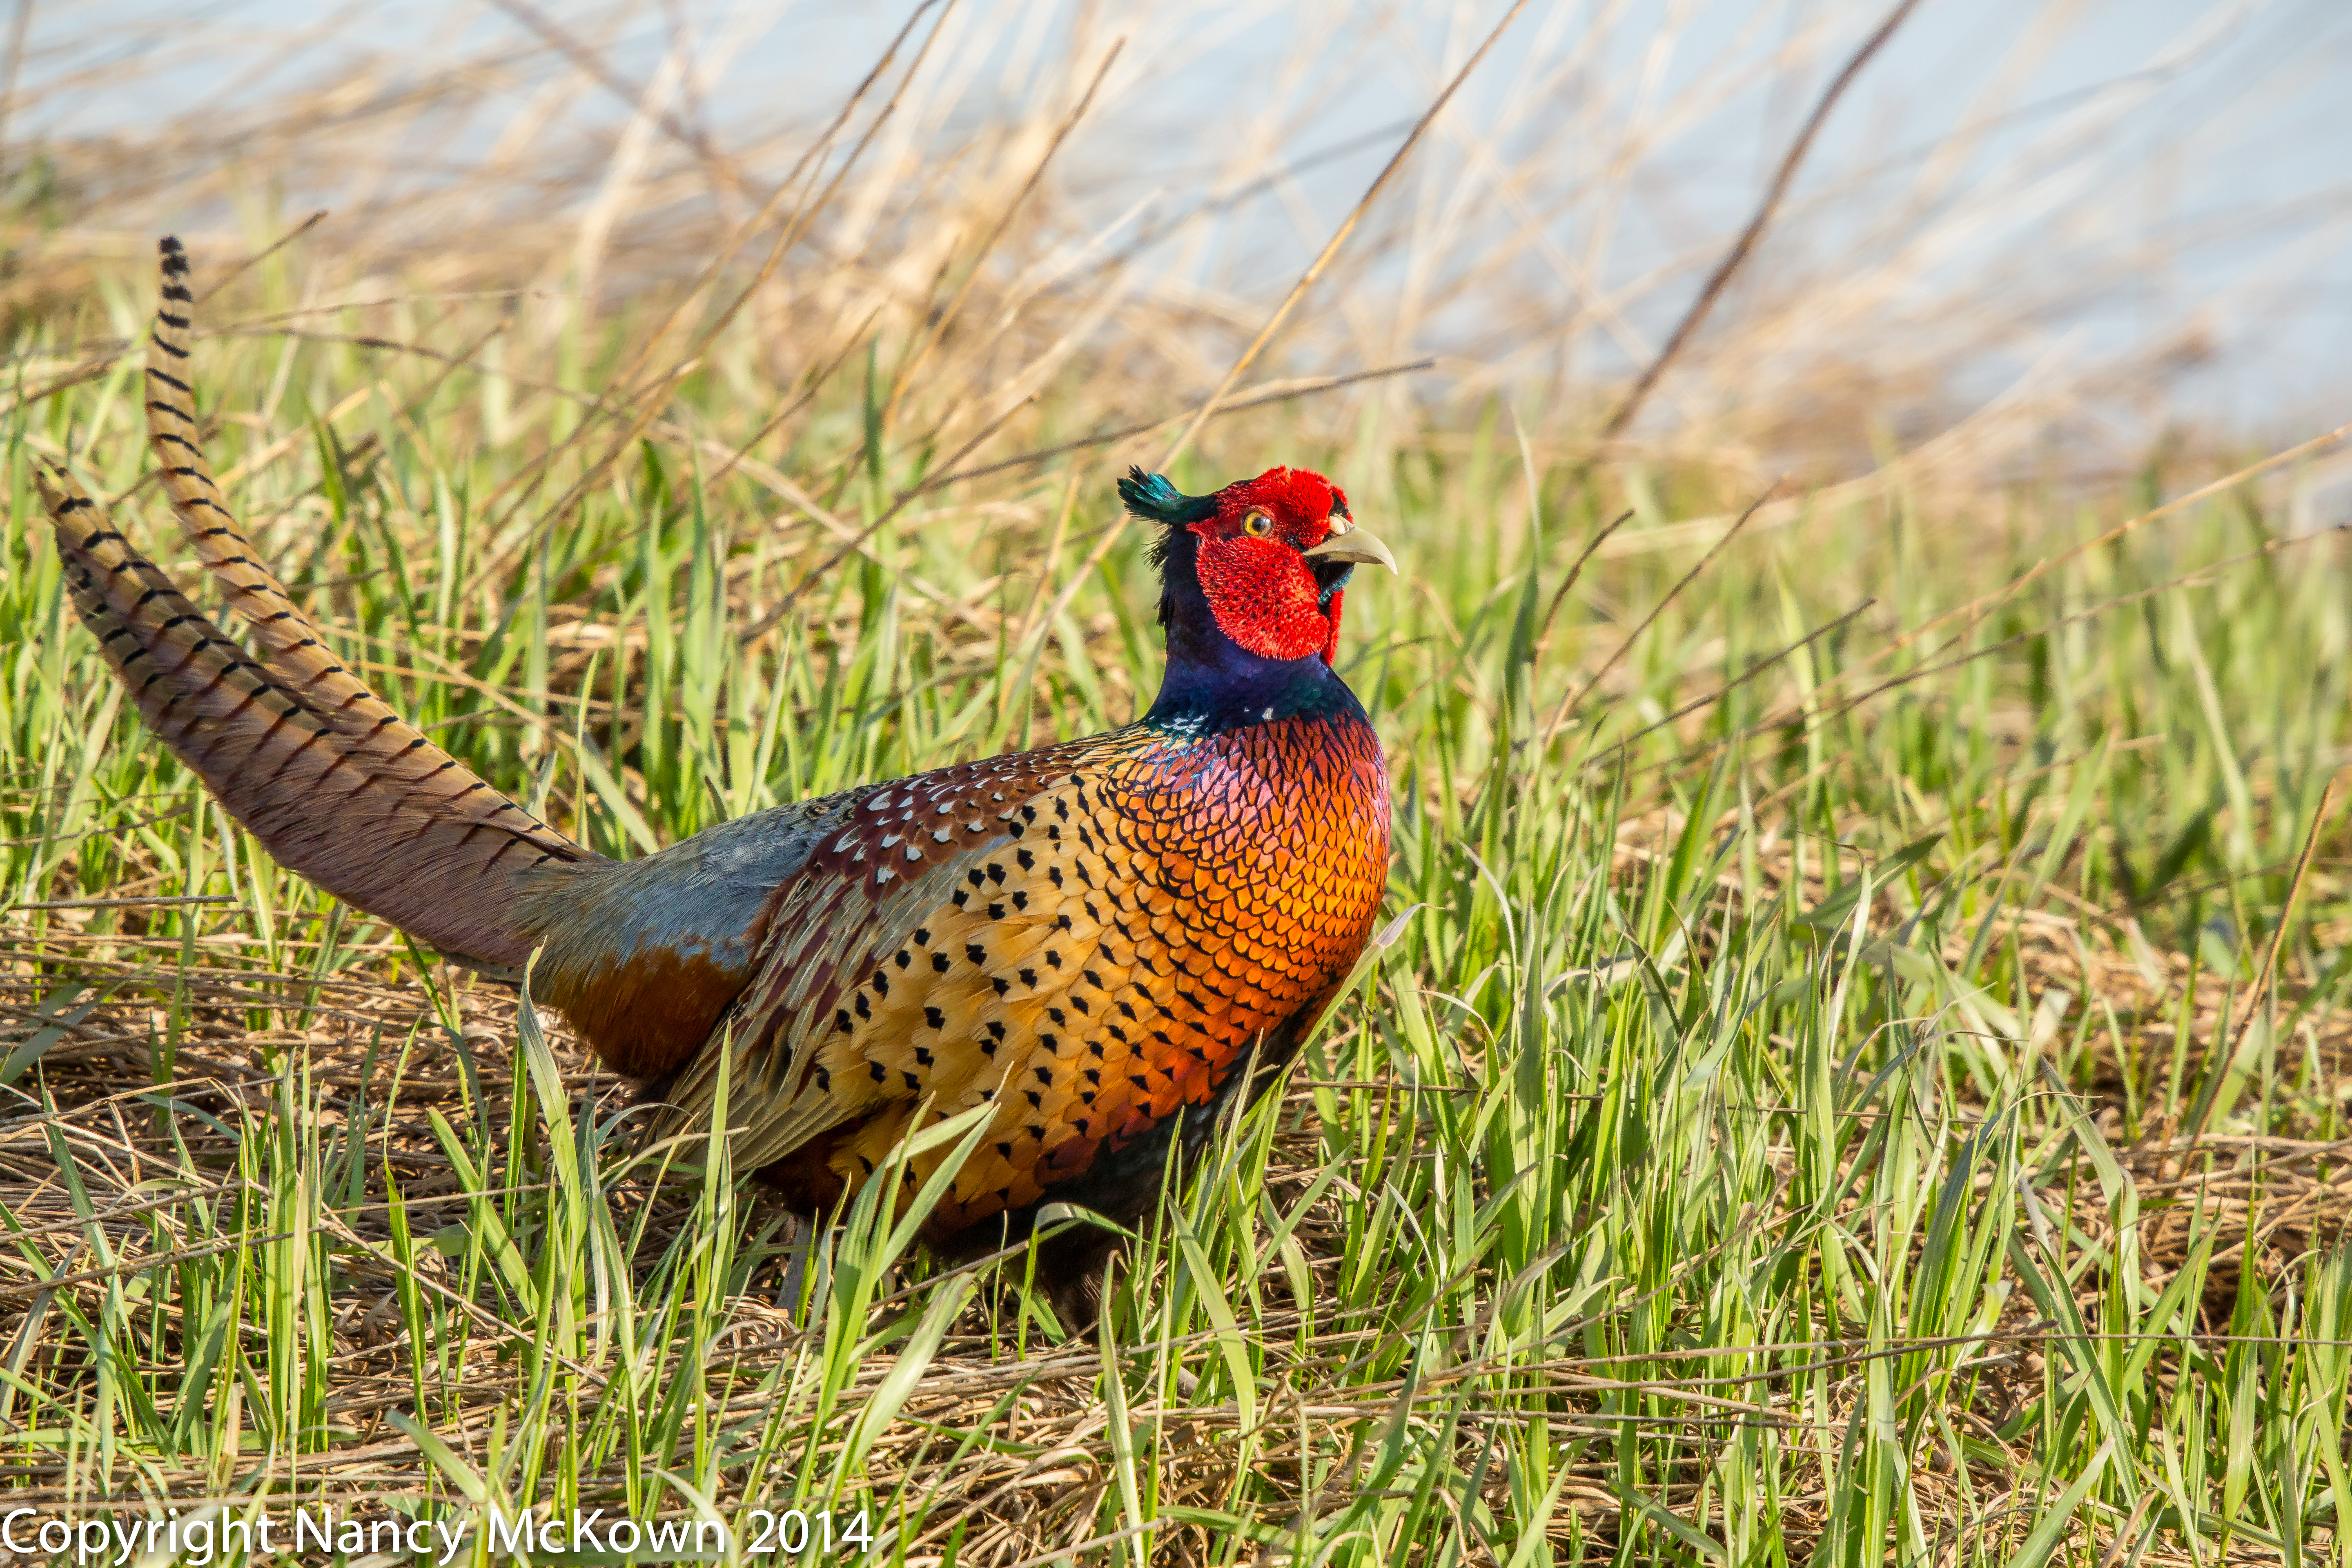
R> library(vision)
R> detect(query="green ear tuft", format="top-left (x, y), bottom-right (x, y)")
top-left (1119, 466), bottom-right (1218, 527)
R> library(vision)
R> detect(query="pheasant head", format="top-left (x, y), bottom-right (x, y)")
top-left (1120, 466), bottom-right (1397, 712)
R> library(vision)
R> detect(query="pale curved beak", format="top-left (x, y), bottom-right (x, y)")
top-left (1302, 526), bottom-right (1399, 574)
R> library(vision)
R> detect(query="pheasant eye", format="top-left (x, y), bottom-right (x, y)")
top-left (1241, 510), bottom-right (1273, 537)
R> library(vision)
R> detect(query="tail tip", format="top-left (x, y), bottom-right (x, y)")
top-left (156, 236), bottom-right (192, 309)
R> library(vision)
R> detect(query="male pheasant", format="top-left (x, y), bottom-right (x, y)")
top-left (37, 239), bottom-right (1395, 1316)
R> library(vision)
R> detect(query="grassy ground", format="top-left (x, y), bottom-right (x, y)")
top-left (4, 9), bottom-right (2352, 1565)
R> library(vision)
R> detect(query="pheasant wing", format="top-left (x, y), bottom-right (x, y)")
top-left (642, 744), bottom-right (1096, 1173)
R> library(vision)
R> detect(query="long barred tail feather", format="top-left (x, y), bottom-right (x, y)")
top-left (145, 236), bottom-right (420, 729)
top-left (36, 241), bottom-right (605, 973)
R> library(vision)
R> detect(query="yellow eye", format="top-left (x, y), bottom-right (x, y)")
top-left (1242, 510), bottom-right (1273, 537)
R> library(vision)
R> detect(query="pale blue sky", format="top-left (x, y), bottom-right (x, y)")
top-left (19, 0), bottom-right (2352, 436)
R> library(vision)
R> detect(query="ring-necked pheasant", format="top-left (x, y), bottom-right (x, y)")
top-left (36, 239), bottom-right (1395, 1319)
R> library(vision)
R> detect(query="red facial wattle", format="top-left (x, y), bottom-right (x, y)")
top-left (1186, 466), bottom-right (1373, 664)
top-left (1192, 534), bottom-right (1331, 661)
